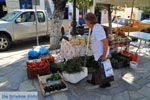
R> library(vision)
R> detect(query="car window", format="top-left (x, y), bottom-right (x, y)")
top-left (1, 11), bottom-right (20, 22)
top-left (118, 18), bottom-right (128, 26)
top-left (142, 28), bottom-right (150, 33)
top-left (37, 12), bottom-right (45, 22)
top-left (113, 18), bottom-right (128, 26)
top-left (17, 12), bottom-right (35, 23)
top-left (141, 19), bottom-right (150, 23)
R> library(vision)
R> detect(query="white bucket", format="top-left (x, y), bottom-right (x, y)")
top-left (130, 61), bottom-right (138, 69)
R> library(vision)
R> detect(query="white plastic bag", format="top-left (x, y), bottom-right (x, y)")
top-left (101, 59), bottom-right (114, 78)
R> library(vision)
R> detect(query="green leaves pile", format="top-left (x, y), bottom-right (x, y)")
top-left (128, 36), bottom-right (138, 41)
top-left (63, 57), bottom-right (84, 74)
top-left (51, 62), bottom-right (63, 70)
top-left (46, 73), bottom-right (62, 82)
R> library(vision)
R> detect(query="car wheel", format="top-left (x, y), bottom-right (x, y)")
top-left (0, 35), bottom-right (11, 51)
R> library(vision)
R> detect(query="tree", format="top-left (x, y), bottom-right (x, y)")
top-left (50, 0), bottom-right (94, 49)
top-left (141, 7), bottom-right (150, 18)
top-left (50, 0), bottom-right (68, 49)
top-left (69, 0), bottom-right (93, 10)
top-left (142, 7), bottom-right (150, 15)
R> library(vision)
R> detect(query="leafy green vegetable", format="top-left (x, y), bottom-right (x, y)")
top-left (51, 62), bottom-right (63, 69)
top-left (128, 36), bottom-right (138, 41)
top-left (46, 73), bottom-right (62, 82)
top-left (63, 57), bottom-right (84, 74)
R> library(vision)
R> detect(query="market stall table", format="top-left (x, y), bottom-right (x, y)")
top-left (126, 32), bottom-right (150, 53)
top-left (60, 36), bottom-right (92, 60)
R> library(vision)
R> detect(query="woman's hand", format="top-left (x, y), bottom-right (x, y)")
top-left (101, 38), bottom-right (108, 61)
top-left (101, 55), bottom-right (107, 61)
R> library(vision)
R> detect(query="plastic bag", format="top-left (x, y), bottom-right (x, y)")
top-left (39, 46), bottom-right (49, 55)
top-left (101, 59), bottom-right (114, 78)
top-left (82, 34), bottom-right (88, 37)
top-left (28, 49), bottom-right (40, 58)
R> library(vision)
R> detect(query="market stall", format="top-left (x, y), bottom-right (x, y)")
top-left (26, 44), bottom-right (90, 96)
top-left (106, 31), bottom-right (139, 69)
top-left (60, 35), bottom-right (93, 59)
top-left (126, 32), bottom-right (150, 53)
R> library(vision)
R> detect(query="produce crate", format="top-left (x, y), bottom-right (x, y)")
top-left (110, 52), bottom-right (131, 69)
top-left (50, 62), bottom-right (64, 73)
top-left (119, 50), bottom-right (138, 62)
top-left (38, 74), bottom-right (68, 96)
top-left (27, 60), bottom-right (50, 79)
top-left (40, 53), bottom-right (52, 60)
top-left (109, 38), bottom-right (131, 47)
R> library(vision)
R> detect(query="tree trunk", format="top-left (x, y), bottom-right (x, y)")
top-left (50, 0), bottom-right (67, 49)
top-left (50, 11), bottom-right (64, 49)
top-left (107, 4), bottom-right (112, 34)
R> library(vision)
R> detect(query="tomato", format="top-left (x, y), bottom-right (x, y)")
top-left (38, 62), bottom-right (44, 68)
top-left (49, 57), bottom-right (55, 62)
top-left (27, 60), bottom-right (48, 69)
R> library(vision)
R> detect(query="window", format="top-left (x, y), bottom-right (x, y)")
top-left (142, 28), bottom-right (150, 33)
top-left (1, 11), bottom-right (20, 22)
top-left (37, 12), bottom-right (45, 22)
top-left (114, 18), bottom-right (128, 26)
top-left (118, 18), bottom-right (128, 26)
top-left (17, 12), bottom-right (35, 22)
top-left (64, 7), bottom-right (68, 19)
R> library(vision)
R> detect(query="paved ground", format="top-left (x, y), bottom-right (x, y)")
top-left (0, 40), bottom-right (150, 100)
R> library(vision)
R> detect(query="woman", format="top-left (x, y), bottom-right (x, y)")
top-left (84, 13), bottom-right (113, 88)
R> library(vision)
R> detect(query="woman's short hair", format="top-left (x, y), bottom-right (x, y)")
top-left (84, 13), bottom-right (97, 24)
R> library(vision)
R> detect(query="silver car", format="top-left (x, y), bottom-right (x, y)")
top-left (0, 9), bottom-right (50, 51)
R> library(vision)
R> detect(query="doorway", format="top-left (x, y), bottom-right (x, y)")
top-left (0, 0), bottom-right (7, 18)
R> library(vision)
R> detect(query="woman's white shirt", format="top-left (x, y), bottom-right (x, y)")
top-left (90, 23), bottom-right (109, 61)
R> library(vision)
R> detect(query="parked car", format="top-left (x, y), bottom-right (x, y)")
top-left (141, 19), bottom-right (150, 33)
top-left (0, 9), bottom-right (53, 51)
top-left (141, 19), bottom-right (150, 24)
top-left (102, 18), bottom-right (150, 33)
top-left (141, 28), bottom-right (150, 33)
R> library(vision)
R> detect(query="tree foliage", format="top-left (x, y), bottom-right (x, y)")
top-left (141, 7), bottom-right (150, 15)
top-left (69, 0), bottom-right (93, 10)
top-left (95, 3), bottom-right (125, 14)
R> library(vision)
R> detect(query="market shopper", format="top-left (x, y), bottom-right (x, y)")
top-left (84, 13), bottom-right (113, 88)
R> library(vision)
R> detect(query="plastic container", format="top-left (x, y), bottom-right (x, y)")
top-left (62, 67), bottom-right (88, 84)
top-left (130, 61), bottom-right (138, 69)
top-left (120, 50), bottom-right (138, 62)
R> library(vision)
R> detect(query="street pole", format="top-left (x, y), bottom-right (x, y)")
top-left (128, 0), bottom-right (135, 36)
top-left (35, 0), bottom-right (39, 46)
top-left (73, 0), bottom-right (77, 35)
